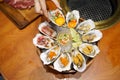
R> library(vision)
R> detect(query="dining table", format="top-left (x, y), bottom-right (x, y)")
top-left (0, 4), bottom-right (120, 80)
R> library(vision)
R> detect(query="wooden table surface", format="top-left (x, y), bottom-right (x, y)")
top-left (0, 10), bottom-right (120, 80)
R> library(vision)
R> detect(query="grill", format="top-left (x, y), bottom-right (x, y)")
top-left (67, 0), bottom-right (115, 21)
top-left (61, 0), bottom-right (120, 29)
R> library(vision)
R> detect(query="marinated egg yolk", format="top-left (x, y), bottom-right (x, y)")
top-left (55, 17), bottom-right (65, 26)
top-left (48, 51), bottom-right (56, 60)
top-left (68, 19), bottom-right (77, 28)
top-left (60, 57), bottom-right (69, 67)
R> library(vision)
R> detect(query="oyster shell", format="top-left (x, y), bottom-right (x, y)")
top-left (66, 10), bottom-right (80, 28)
top-left (40, 46), bottom-right (61, 65)
top-left (71, 49), bottom-right (86, 72)
top-left (33, 33), bottom-right (54, 49)
top-left (53, 52), bottom-right (72, 72)
top-left (38, 21), bottom-right (57, 38)
top-left (81, 30), bottom-right (103, 43)
top-left (76, 19), bottom-right (95, 34)
top-left (79, 43), bottom-right (100, 58)
top-left (48, 9), bottom-right (65, 26)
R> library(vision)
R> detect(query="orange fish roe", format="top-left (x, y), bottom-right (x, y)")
top-left (60, 57), bottom-right (69, 67)
top-left (68, 19), bottom-right (77, 28)
top-left (48, 51), bottom-right (56, 60)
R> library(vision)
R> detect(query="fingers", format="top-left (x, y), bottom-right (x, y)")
top-left (51, 0), bottom-right (62, 10)
top-left (39, 0), bottom-right (48, 18)
top-left (34, 0), bottom-right (62, 19)
top-left (34, 0), bottom-right (43, 14)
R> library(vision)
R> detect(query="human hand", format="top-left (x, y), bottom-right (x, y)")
top-left (34, 0), bottom-right (62, 18)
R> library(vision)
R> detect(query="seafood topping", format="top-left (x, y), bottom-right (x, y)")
top-left (73, 54), bottom-right (83, 67)
top-left (47, 51), bottom-right (57, 61)
top-left (82, 30), bottom-right (102, 43)
top-left (40, 46), bottom-right (61, 65)
top-left (57, 33), bottom-right (70, 45)
top-left (82, 33), bottom-right (96, 42)
top-left (41, 25), bottom-right (56, 38)
top-left (37, 36), bottom-right (49, 47)
top-left (76, 19), bottom-right (95, 34)
top-left (49, 9), bottom-right (65, 26)
top-left (82, 45), bottom-right (94, 55)
top-left (66, 10), bottom-right (80, 28)
top-left (38, 22), bottom-right (57, 38)
top-left (79, 43), bottom-right (100, 58)
top-left (53, 52), bottom-right (72, 72)
top-left (60, 56), bottom-right (69, 67)
top-left (67, 14), bottom-right (77, 28)
top-left (33, 33), bottom-right (54, 49)
top-left (78, 24), bottom-right (91, 33)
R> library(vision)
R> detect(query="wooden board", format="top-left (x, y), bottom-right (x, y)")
top-left (0, 0), bottom-right (58, 29)
top-left (0, 2), bottom-right (40, 29)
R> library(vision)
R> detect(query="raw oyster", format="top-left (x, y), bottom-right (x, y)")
top-left (40, 46), bottom-right (61, 65)
top-left (48, 9), bottom-right (65, 26)
top-left (71, 49), bottom-right (86, 72)
top-left (79, 43), bottom-right (100, 58)
top-left (53, 52), bottom-right (72, 72)
top-left (66, 10), bottom-right (80, 28)
top-left (76, 19), bottom-right (95, 34)
top-left (33, 33), bottom-right (54, 49)
top-left (38, 21), bottom-right (57, 38)
top-left (81, 30), bottom-right (103, 43)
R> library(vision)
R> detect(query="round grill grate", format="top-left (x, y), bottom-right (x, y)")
top-left (67, 0), bottom-right (115, 21)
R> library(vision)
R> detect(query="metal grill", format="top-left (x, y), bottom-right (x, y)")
top-left (67, 0), bottom-right (115, 21)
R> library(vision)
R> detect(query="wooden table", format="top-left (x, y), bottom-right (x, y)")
top-left (0, 10), bottom-right (120, 80)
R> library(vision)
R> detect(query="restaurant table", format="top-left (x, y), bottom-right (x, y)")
top-left (0, 10), bottom-right (120, 80)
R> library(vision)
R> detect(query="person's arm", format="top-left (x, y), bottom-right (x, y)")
top-left (34, 0), bottom-right (62, 18)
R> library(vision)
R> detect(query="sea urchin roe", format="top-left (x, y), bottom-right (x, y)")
top-left (82, 45), bottom-right (93, 55)
top-left (73, 56), bottom-right (79, 65)
top-left (48, 51), bottom-right (56, 60)
top-left (60, 57), bottom-right (69, 67)
top-left (73, 54), bottom-right (83, 67)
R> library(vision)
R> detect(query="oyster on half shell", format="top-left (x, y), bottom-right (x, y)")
top-left (71, 49), bottom-right (86, 72)
top-left (66, 10), bottom-right (80, 28)
top-left (40, 46), bottom-right (61, 65)
top-left (38, 21), bottom-right (57, 38)
top-left (53, 52), bottom-right (72, 72)
top-left (81, 30), bottom-right (103, 43)
top-left (76, 19), bottom-right (95, 34)
top-left (48, 9), bottom-right (65, 26)
top-left (33, 33), bottom-right (55, 49)
top-left (79, 43), bottom-right (100, 58)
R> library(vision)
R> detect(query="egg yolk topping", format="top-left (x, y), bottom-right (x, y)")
top-left (55, 17), bottom-right (65, 26)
